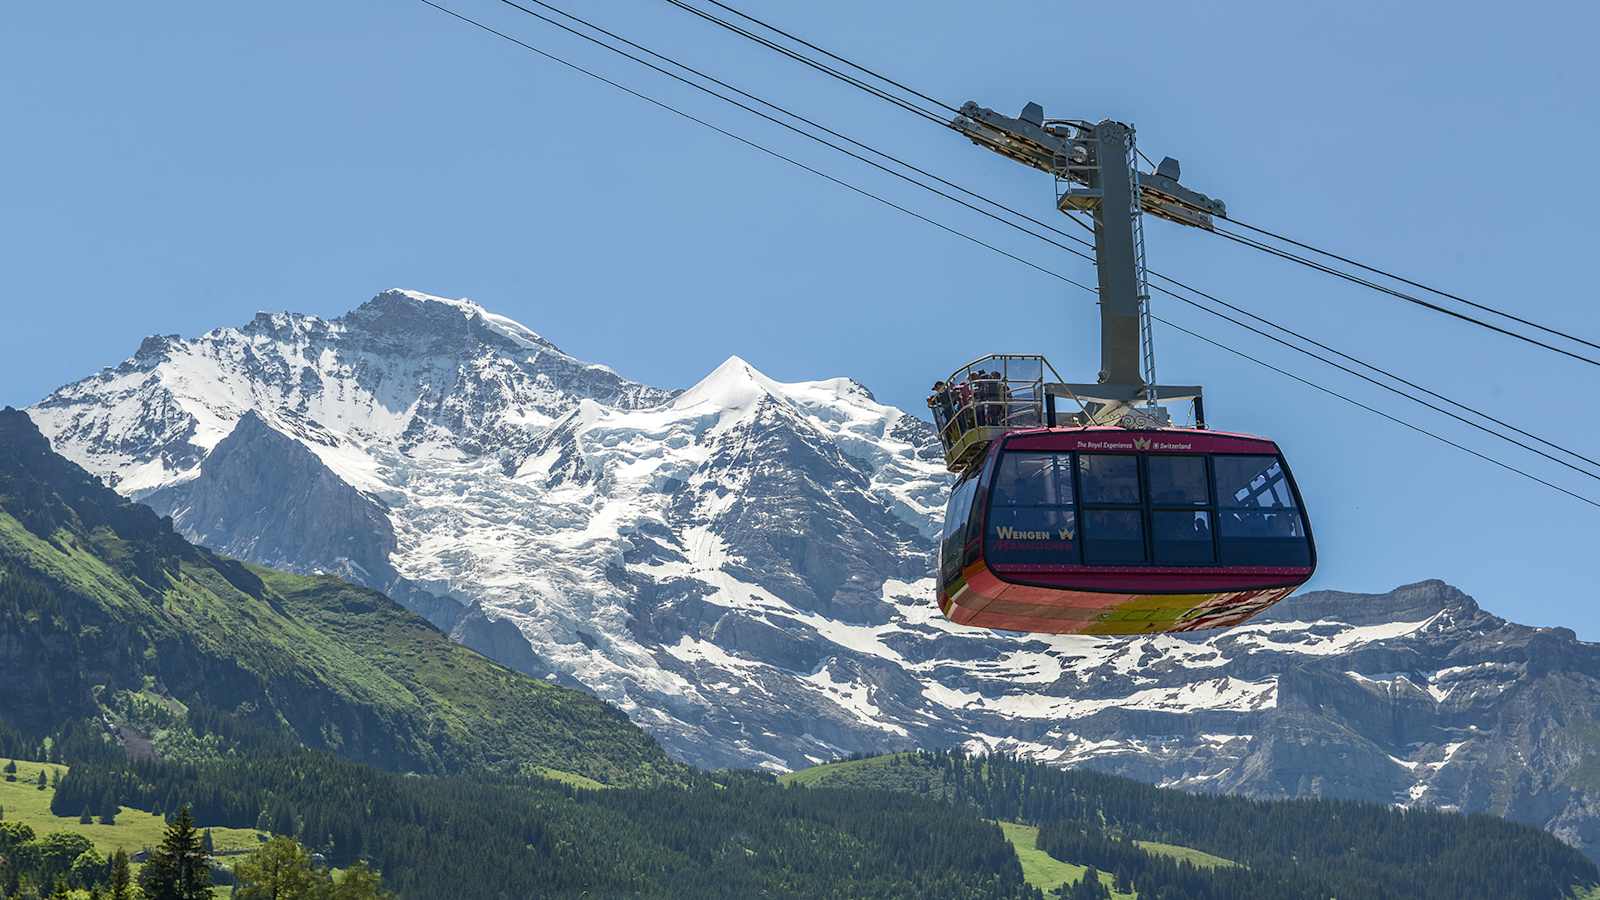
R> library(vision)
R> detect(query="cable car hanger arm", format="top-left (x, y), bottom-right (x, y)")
top-left (950, 99), bottom-right (1224, 424)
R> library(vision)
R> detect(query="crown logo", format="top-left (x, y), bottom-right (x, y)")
top-left (1132, 437), bottom-right (1151, 451)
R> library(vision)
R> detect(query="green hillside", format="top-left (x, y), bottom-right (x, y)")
top-left (787, 751), bottom-right (1600, 900)
top-left (0, 757), bottom-right (260, 858)
top-left (994, 821), bottom-right (1234, 898)
top-left (1132, 839), bottom-right (1235, 869)
top-left (998, 820), bottom-right (1133, 898)
top-left (0, 407), bottom-right (675, 786)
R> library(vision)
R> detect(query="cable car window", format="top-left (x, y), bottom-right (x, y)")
top-left (1218, 510), bottom-right (1311, 566)
top-left (1214, 455), bottom-right (1311, 567)
top-left (1215, 456), bottom-right (1297, 509)
top-left (1147, 456), bottom-right (1209, 506)
top-left (941, 473), bottom-right (980, 581)
top-left (1079, 454), bottom-right (1141, 505)
top-left (963, 463), bottom-right (987, 567)
top-left (988, 507), bottom-right (1078, 566)
top-left (987, 451), bottom-right (1077, 566)
top-left (1081, 510), bottom-right (1145, 564)
top-left (993, 452), bottom-right (1074, 506)
top-left (1152, 511), bottom-right (1215, 564)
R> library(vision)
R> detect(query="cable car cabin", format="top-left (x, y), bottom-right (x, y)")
top-left (937, 427), bottom-right (1316, 635)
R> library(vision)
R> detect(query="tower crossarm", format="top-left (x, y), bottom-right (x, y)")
top-left (951, 101), bottom-right (1089, 180)
top-left (1139, 161), bottom-right (1227, 231)
top-left (952, 101), bottom-right (1225, 230)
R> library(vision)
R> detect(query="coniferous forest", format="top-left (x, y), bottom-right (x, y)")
top-left (797, 750), bottom-right (1600, 900)
top-left (45, 739), bottom-right (1032, 899)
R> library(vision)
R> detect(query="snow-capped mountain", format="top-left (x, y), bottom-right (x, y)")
top-left (28, 290), bottom-right (1600, 857)
top-left (32, 289), bottom-right (671, 494)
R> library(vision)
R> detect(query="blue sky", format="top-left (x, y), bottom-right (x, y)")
top-left (5, 1), bottom-right (1598, 634)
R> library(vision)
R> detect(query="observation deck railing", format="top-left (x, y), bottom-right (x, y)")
top-left (929, 354), bottom-right (1063, 474)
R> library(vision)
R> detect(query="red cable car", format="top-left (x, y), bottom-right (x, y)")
top-left (929, 356), bottom-right (1315, 635)
top-left (927, 102), bottom-right (1323, 634)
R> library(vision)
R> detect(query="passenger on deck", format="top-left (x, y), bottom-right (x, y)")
top-left (927, 381), bottom-right (955, 441)
top-left (956, 379), bottom-right (975, 432)
top-left (998, 377), bottom-right (1022, 426)
top-left (976, 371), bottom-right (1000, 426)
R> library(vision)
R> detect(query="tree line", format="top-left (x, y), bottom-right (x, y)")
top-left (52, 744), bottom-right (1600, 899)
top-left (825, 751), bottom-right (1600, 900)
top-left (50, 748), bottom-right (1039, 899)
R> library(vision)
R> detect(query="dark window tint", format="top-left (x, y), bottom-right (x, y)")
top-left (1218, 510), bottom-right (1310, 566)
top-left (1082, 509), bottom-right (1146, 564)
top-left (978, 449), bottom-right (1310, 572)
top-left (1152, 510), bottom-right (1214, 565)
top-left (940, 474), bottom-right (980, 581)
top-left (1148, 456), bottom-right (1209, 506)
top-left (987, 451), bottom-right (1076, 567)
top-left (1079, 455), bottom-right (1141, 505)
top-left (992, 452), bottom-right (1074, 507)
top-left (1213, 456), bottom-right (1310, 567)
top-left (1215, 455), bottom-right (1297, 509)
top-left (987, 507), bottom-right (1078, 566)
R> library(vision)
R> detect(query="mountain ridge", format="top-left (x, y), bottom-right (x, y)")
top-left (28, 289), bottom-right (1600, 859)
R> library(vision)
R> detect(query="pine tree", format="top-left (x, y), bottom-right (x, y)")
top-left (50, 769), bottom-right (61, 788)
top-left (79, 806), bottom-right (93, 825)
top-left (138, 804), bottom-right (213, 900)
top-left (1069, 866), bottom-right (1109, 900)
top-left (37, 770), bottom-right (47, 790)
top-left (3, 760), bottom-right (16, 782)
top-left (50, 877), bottom-right (71, 900)
top-left (108, 849), bottom-right (132, 900)
top-left (271, 804), bottom-right (295, 838)
top-left (201, 829), bottom-right (214, 854)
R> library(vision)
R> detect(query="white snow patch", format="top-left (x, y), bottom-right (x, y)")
top-left (803, 665), bottom-right (908, 737)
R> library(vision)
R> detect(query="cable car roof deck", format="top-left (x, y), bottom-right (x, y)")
top-left (929, 353), bottom-right (1230, 473)
top-left (930, 353), bottom-right (1062, 473)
